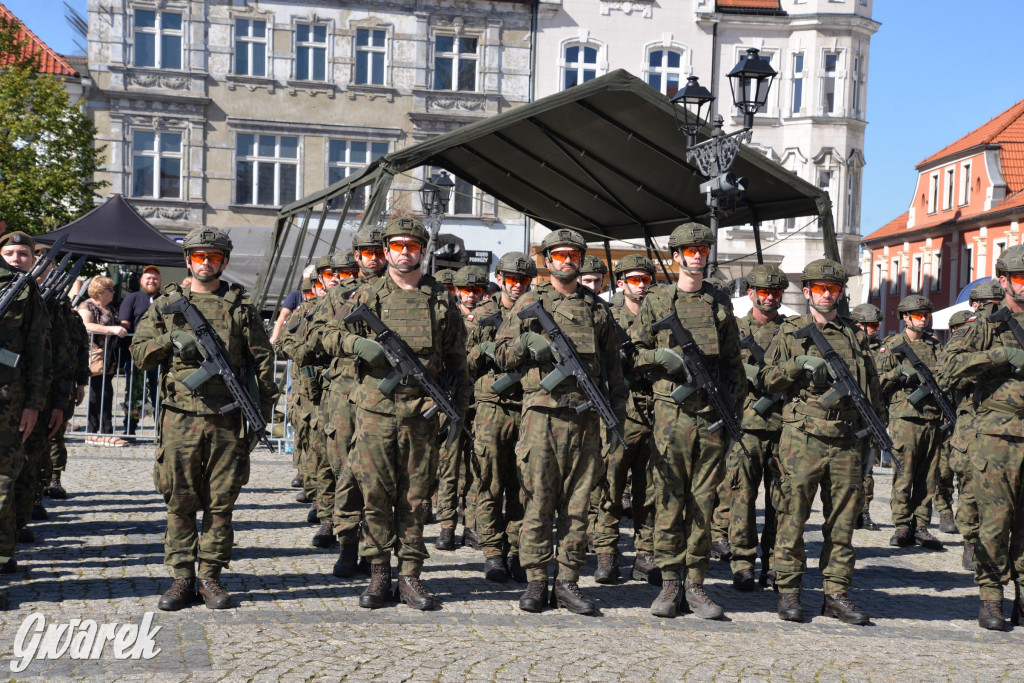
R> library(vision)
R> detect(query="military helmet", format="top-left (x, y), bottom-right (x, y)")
top-left (801, 258), bottom-right (848, 284)
top-left (897, 294), bottom-right (934, 314)
top-left (182, 226), bottom-right (232, 253)
top-left (948, 310), bottom-right (973, 329)
top-left (849, 303), bottom-right (883, 324)
top-left (330, 250), bottom-right (358, 270)
top-left (579, 255), bottom-right (608, 275)
top-left (435, 268), bottom-right (457, 286)
top-left (539, 228), bottom-right (587, 254)
top-left (454, 265), bottom-right (489, 288)
top-left (746, 264), bottom-right (790, 290)
top-left (352, 226), bottom-right (385, 249)
top-left (667, 222), bottom-right (715, 249)
top-left (969, 279), bottom-right (1004, 302)
top-left (995, 244), bottom-right (1024, 275)
top-left (315, 254), bottom-right (332, 272)
top-left (495, 251), bottom-right (537, 277)
top-left (381, 217), bottom-right (429, 244)
top-left (299, 276), bottom-right (314, 293)
top-left (614, 254), bottom-right (656, 277)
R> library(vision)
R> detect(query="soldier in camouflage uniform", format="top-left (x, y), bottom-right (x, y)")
top-left (435, 268), bottom-right (457, 297)
top-left (591, 254), bottom-right (658, 585)
top-left (939, 245), bottom-right (1024, 631)
top-left (876, 296), bottom-right (947, 551)
top-left (630, 223), bottom-right (744, 619)
top-left (494, 229), bottom-right (627, 615)
top-left (131, 227), bottom-right (278, 611)
top-left (434, 266), bottom-right (488, 552)
top-left (578, 254), bottom-right (607, 295)
top-left (319, 218), bottom-right (470, 610)
top-left (849, 303), bottom-right (884, 531)
top-left (722, 264), bottom-right (791, 592)
top-left (761, 259), bottom-right (881, 625)
top-left (468, 252), bottom-right (536, 582)
top-left (0, 231), bottom-right (50, 591)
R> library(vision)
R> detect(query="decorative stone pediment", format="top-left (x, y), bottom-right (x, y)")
top-left (600, 1), bottom-right (654, 18)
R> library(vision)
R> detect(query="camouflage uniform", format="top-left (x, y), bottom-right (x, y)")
top-left (131, 281), bottom-right (278, 580)
top-left (860, 335), bottom-right (882, 516)
top-left (49, 299), bottom-right (90, 486)
top-left (275, 299), bottom-right (319, 503)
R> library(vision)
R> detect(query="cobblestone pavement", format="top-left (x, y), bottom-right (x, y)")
top-left (0, 439), bottom-right (1020, 680)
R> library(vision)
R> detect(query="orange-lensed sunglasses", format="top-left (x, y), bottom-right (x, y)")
top-left (549, 249), bottom-right (581, 263)
top-left (502, 275), bottom-right (531, 287)
top-left (388, 240), bottom-right (422, 253)
top-left (188, 251), bottom-right (224, 266)
top-left (680, 245), bottom-right (710, 258)
top-left (756, 288), bottom-right (784, 298)
top-left (359, 247), bottom-right (385, 259)
top-left (808, 282), bottom-right (842, 296)
top-left (624, 274), bottom-right (653, 287)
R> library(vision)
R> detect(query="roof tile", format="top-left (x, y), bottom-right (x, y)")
top-left (0, 2), bottom-right (79, 77)
top-left (917, 98), bottom-right (1024, 168)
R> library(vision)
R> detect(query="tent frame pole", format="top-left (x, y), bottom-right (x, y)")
top-left (255, 213), bottom-right (291, 311)
top-left (604, 239), bottom-right (615, 294)
top-left (276, 207), bottom-right (314, 312)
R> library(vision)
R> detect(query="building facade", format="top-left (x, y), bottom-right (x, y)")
top-left (85, 0), bottom-right (536, 269)
top-left (861, 98), bottom-right (1024, 336)
top-left (533, 0), bottom-right (878, 284)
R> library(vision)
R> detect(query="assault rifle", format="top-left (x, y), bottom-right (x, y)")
top-left (989, 307), bottom-right (1024, 397)
top-left (518, 300), bottom-right (625, 447)
top-left (612, 318), bottom-right (654, 394)
top-left (652, 312), bottom-right (748, 456)
top-left (343, 303), bottom-right (471, 447)
top-left (161, 296), bottom-right (274, 453)
top-left (793, 322), bottom-right (900, 471)
top-left (476, 310), bottom-right (525, 396)
top-left (38, 251), bottom-right (72, 294)
top-left (740, 333), bottom-right (788, 417)
top-left (41, 255), bottom-right (88, 307)
top-left (0, 233), bottom-right (69, 368)
top-left (891, 340), bottom-right (957, 433)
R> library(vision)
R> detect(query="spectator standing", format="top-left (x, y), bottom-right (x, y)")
top-left (119, 266), bottom-right (162, 435)
top-left (78, 277), bottom-right (128, 446)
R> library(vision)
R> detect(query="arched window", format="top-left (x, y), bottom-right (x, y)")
top-left (646, 48), bottom-right (686, 97)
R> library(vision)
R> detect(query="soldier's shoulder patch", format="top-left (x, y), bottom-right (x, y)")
top-left (465, 313), bottom-right (475, 322)
top-left (878, 347), bottom-right (886, 353)
top-left (968, 316), bottom-right (978, 322)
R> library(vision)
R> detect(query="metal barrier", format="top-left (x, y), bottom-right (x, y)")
top-left (75, 332), bottom-right (295, 452)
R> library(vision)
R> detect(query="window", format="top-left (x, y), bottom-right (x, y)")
top-left (235, 19), bottom-right (267, 77)
top-left (850, 55), bottom-right (863, 117)
top-left (792, 52), bottom-right (805, 114)
top-left (872, 261), bottom-right (882, 297)
top-left (889, 257), bottom-right (900, 295)
top-left (296, 23), bottom-right (328, 81)
top-left (928, 172), bottom-right (939, 213)
top-left (355, 28), bottom-right (387, 86)
top-left (327, 140), bottom-right (388, 210)
top-left (449, 176), bottom-right (475, 215)
top-left (817, 169), bottom-right (832, 197)
top-left (235, 134), bottom-right (299, 206)
top-left (912, 255), bottom-right (923, 293)
top-left (993, 241), bottom-right (1007, 277)
top-left (822, 52), bottom-right (838, 114)
top-left (134, 9), bottom-right (182, 69)
top-left (845, 168), bottom-right (860, 233)
top-left (944, 167), bottom-right (955, 210)
top-left (563, 43), bottom-right (598, 89)
top-left (647, 49), bottom-right (684, 97)
top-left (932, 251), bottom-right (942, 292)
top-left (433, 35), bottom-right (478, 91)
top-left (131, 130), bottom-right (182, 199)
top-left (961, 245), bottom-right (974, 288)
top-left (959, 162), bottom-right (972, 205)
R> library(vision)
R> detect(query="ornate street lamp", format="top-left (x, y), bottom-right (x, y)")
top-left (727, 48), bottom-right (777, 131)
top-left (670, 76), bottom-right (715, 148)
top-left (418, 170), bottom-right (455, 274)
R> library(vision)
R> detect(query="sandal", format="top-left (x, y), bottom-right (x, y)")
top-left (105, 436), bottom-right (129, 447)
top-left (85, 436), bottom-right (101, 445)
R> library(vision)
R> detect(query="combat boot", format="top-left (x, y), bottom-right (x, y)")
top-left (483, 555), bottom-right (508, 583)
top-left (396, 576), bottom-right (435, 610)
top-left (158, 578), bottom-right (196, 611)
top-left (913, 526), bottom-right (944, 550)
top-left (518, 580), bottom-right (548, 613)
top-left (822, 593), bottom-right (869, 625)
top-left (311, 522), bottom-right (337, 548)
top-left (305, 504), bottom-right (318, 524)
top-left (889, 527), bottom-right (914, 547)
top-left (593, 551), bottom-right (620, 584)
top-left (650, 579), bottom-right (682, 618)
top-left (359, 562), bottom-right (392, 609)
top-left (435, 526), bottom-right (456, 551)
top-left (296, 490), bottom-right (311, 504)
top-left (759, 567), bottom-right (777, 591)
top-left (45, 473), bottom-right (67, 499)
top-left (961, 542), bottom-right (976, 571)
top-left (857, 511), bottom-right (880, 531)
top-left (554, 580), bottom-right (596, 616)
top-left (978, 600), bottom-right (1005, 631)
top-left (631, 552), bottom-right (660, 585)
top-left (31, 501), bottom-right (48, 521)
top-left (333, 544), bottom-right (359, 578)
top-left (732, 568), bottom-right (755, 592)
top-left (684, 581), bottom-right (724, 620)
top-left (939, 511), bottom-right (958, 534)
top-left (507, 554), bottom-right (527, 583)
top-left (709, 539), bottom-right (732, 562)
top-left (777, 592), bottom-right (804, 622)
top-left (462, 527), bottom-right (482, 550)
top-left (198, 576), bottom-right (233, 610)
top-left (290, 473), bottom-right (303, 488)
top-left (16, 527), bottom-right (33, 544)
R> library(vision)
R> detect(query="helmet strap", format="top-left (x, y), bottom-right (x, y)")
top-left (392, 263), bottom-right (420, 274)
top-left (551, 269), bottom-right (578, 283)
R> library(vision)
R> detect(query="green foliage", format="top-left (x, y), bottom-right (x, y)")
top-left (0, 17), bottom-right (107, 234)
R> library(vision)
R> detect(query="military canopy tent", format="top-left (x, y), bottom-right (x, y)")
top-left (255, 69), bottom-right (839, 310)
top-left (34, 194), bottom-right (184, 266)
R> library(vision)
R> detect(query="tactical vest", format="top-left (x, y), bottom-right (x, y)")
top-left (739, 312), bottom-right (785, 431)
top-left (550, 295), bottom-right (598, 357)
top-left (784, 314), bottom-right (867, 423)
top-left (671, 287), bottom-right (721, 357)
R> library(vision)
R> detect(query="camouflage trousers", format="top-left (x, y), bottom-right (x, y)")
top-left (0, 396), bottom-right (27, 562)
top-left (517, 406), bottom-right (600, 583)
top-left (592, 406), bottom-right (655, 555)
top-left (16, 417), bottom-right (52, 530)
top-left (710, 474), bottom-right (732, 544)
top-left (948, 438), bottom-right (978, 543)
top-left (473, 401), bottom-right (523, 557)
top-left (649, 402), bottom-right (726, 583)
top-left (969, 432), bottom-right (1024, 602)
top-left (154, 408), bottom-right (250, 579)
top-left (324, 381), bottom-right (363, 545)
top-left (347, 407), bottom-right (438, 576)
top-left (49, 398), bottom-right (76, 474)
top-left (725, 429), bottom-right (782, 575)
top-left (932, 444), bottom-right (955, 515)
top-left (889, 417), bottom-right (943, 530)
top-left (311, 408), bottom-right (335, 524)
top-left (774, 426), bottom-right (862, 595)
top-left (435, 410), bottom-right (476, 531)
top-left (860, 446), bottom-right (877, 511)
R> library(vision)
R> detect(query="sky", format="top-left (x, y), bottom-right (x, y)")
top-left (5, 0), bottom-right (1024, 238)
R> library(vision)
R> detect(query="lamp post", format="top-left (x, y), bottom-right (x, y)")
top-left (671, 48), bottom-right (776, 279)
top-left (418, 170), bottom-right (454, 275)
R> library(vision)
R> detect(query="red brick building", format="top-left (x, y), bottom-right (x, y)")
top-left (861, 99), bottom-right (1024, 335)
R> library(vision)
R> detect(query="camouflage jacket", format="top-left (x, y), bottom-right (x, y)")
top-left (131, 282), bottom-right (278, 416)
top-left (466, 298), bottom-right (522, 406)
top-left (274, 298), bottom-right (320, 421)
top-left (876, 331), bottom-right (944, 421)
top-left (0, 273), bottom-right (50, 412)
top-left (609, 296), bottom-right (654, 418)
top-left (302, 276), bottom-right (367, 386)
top-left (738, 310), bottom-right (786, 432)
top-left (43, 300), bottom-right (73, 411)
top-left (61, 298), bottom-right (91, 388)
